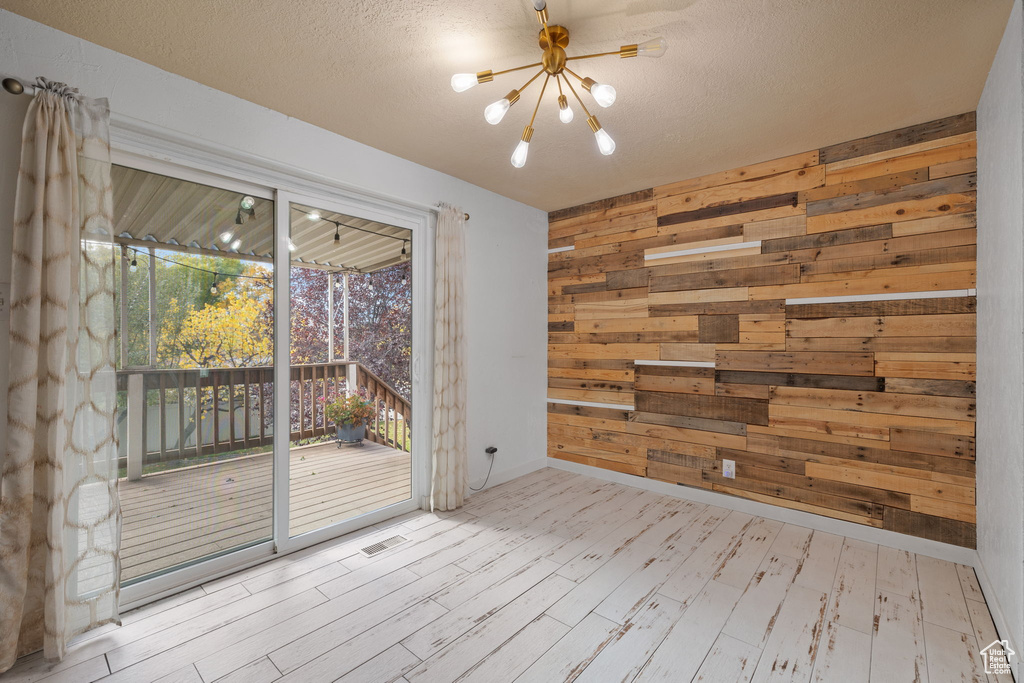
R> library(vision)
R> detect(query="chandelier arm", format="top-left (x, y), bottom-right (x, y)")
top-left (528, 74), bottom-right (551, 128)
top-left (562, 73), bottom-right (592, 119)
top-left (562, 66), bottom-right (586, 83)
top-left (491, 62), bottom-right (543, 77)
top-left (556, 76), bottom-right (564, 97)
top-left (565, 50), bottom-right (620, 61)
top-left (517, 68), bottom-right (547, 94)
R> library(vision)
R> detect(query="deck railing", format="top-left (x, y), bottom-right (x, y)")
top-left (116, 360), bottom-right (411, 480)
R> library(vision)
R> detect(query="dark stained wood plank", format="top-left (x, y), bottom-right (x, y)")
top-left (647, 448), bottom-right (719, 470)
top-left (699, 315), bottom-right (740, 343)
top-left (797, 245), bottom-right (976, 278)
top-left (787, 337), bottom-right (975, 354)
top-left (605, 269), bottom-right (652, 290)
top-left (716, 351), bottom-right (875, 376)
top-left (636, 391), bottom-right (769, 426)
top-left (786, 297), bottom-right (976, 319)
top-left (715, 370), bottom-right (884, 392)
top-left (549, 188), bottom-right (654, 222)
top-left (797, 169), bottom-right (928, 204)
top-left (547, 377), bottom-right (633, 392)
top-left (717, 447), bottom-right (807, 474)
top-left (651, 265), bottom-right (801, 293)
top-left (890, 429), bottom-right (976, 459)
top-left (629, 410), bottom-right (748, 436)
top-left (650, 299), bottom-right (786, 317)
top-left (548, 358), bottom-right (635, 370)
top-left (548, 321), bottom-right (574, 332)
top-left (882, 507), bottom-right (976, 548)
top-left (818, 113), bottom-right (977, 165)
top-left (806, 173), bottom-right (977, 217)
top-left (885, 378), bottom-right (975, 398)
top-left (547, 402), bottom-right (630, 421)
top-left (761, 224), bottom-right (892, 254)
top-left (748, 431), bottom-right (976, 477)
top-left (658, 192), bottom-right (799, 228)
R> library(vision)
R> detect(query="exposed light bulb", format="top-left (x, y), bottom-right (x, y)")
top-left (595, 128), bottom-right (616, 155)
top-left (308, 211), bottom-right (321, 221)
top-left (230, 238), bottom-right (242, 250)
top-left (220, 231), bottom-right (233, 244)
top-left (511, 125), bottom-right (534, 169)
top-left (334, 228), bottom-right (340, 243)
top-left (637, 37), bottom-right (668, 58)
top-left (590, 83), bottom-right (616, 108)
top-left (129, 258), bottom-right (138, 274)
top-left (287, 240), bottom-right (296, 252)
top-left (532, 0), bottom-right (546, 10)
top-left (510, 140), bottom-right (530, 168)
top-left (239, 196), bottom-right (255, 210)
top-left (484, 98), bottom-right (511, 125)
top-left (450, 73), bottom-right (478, 92)
top-left (557, 94), bottom-right (573, 124)
top-left (210, 283), bottom-right (218, 295)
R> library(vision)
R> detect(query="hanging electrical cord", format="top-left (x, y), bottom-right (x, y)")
top-left (469, 447), bottom-right (499, 492)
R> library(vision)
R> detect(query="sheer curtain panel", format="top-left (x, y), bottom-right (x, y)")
top-left (430, 205), bottom-right (468, 511)
top-left (0, 78), bottom-right (120, 669)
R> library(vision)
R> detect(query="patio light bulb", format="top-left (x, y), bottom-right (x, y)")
top-left (129, 257), bottom-right (138, 273)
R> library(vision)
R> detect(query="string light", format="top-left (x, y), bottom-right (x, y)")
top-left (210, 276), bottom-right (219, 295)
top-left (128, 253), bottom-right (138, 273)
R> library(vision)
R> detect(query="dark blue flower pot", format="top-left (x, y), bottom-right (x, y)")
top-left (336, 421), bottom-right (367, 447)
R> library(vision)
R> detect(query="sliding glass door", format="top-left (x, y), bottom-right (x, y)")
top-left (111, 154), bottom-right (429, 605)
top-left (112, 164), bottom-right (276, 584)
top-left (284, 199), bottom-right (414, 541)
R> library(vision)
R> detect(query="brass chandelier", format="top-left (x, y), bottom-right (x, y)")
top-left (451, 0), bottom-right (666, 168)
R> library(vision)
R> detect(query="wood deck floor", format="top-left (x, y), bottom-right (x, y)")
top-left (119, 441), bottom-right (412, 581)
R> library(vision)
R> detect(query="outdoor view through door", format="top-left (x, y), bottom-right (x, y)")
top-left (287, 203), bottom-right (413, 538)
top-left (113, 165), bottom-right (276, 583)
top-left (113, 166), bottom-right (415, 585)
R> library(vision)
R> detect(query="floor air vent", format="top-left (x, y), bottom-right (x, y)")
top-left (360, 535), bottom-right (409, 557)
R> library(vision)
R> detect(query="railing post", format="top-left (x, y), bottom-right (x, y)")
top-left (127, 373), bottom-right (144, 481)
top-left (347, 362), bottom-right (358, 395)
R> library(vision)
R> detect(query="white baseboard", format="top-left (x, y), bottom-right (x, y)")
top-left (470, 456), bottom-right (548, 492)
top-left (972, 556), bottom-right (1020, 680)
top-left (546, 457), bottom-right (977, 565)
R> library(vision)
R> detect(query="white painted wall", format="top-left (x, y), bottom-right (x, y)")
top-left (0, 10), bottom-right (548, 490)
top-left (977, 0), bottom-right (1024, 663)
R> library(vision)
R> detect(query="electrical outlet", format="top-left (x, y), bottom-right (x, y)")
top-left (722, 459), bottom-right (736, 479)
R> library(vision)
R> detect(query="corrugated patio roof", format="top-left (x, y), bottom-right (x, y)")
top-left (111, 164), bottom-right (410, 273)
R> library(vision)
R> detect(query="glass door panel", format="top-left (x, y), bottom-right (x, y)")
top-left (287, 201), bottom-right (413, 538)
top-left (112, 164), bottom-right (275, 583)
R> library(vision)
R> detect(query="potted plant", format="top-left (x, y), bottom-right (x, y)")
top-left (323, 391), bottom-right (376, 446)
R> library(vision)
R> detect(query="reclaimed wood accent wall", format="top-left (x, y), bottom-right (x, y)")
top-left (547, 113), bottom-right (978, 547)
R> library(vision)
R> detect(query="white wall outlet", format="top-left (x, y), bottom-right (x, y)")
top-left (722, 459), bottom-right (736, 479)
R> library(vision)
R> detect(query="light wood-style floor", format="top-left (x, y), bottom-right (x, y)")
top-left (8, 468), bottom-right (1007, 682)
top-left (119, 441), bottom-right (412, 581)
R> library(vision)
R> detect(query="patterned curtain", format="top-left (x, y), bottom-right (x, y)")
top-left (430, 205), bottom-right (467, 511)
top-left (0, 79), bottom-right (120, 670)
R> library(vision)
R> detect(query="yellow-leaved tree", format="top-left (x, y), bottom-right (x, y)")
top-left (159, 264), bottom-right (273, 368)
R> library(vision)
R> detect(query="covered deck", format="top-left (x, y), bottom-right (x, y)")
top-left (119, 440), bottom-right (411, 581)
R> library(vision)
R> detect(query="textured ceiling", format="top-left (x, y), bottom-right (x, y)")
top-left (1, 0), bottom-right (1012, 211)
